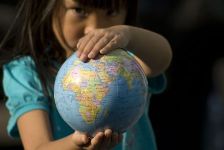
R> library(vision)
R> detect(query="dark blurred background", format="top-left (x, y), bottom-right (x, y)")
top-left (1, 0), bottom-right (224, 150)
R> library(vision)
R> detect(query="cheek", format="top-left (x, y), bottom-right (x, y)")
top-left (62, 14), bottom-right (84, 48)
top-left (63, 26), bottom-right (81, 48)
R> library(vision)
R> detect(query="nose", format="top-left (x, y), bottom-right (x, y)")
top-left (84, 23), bottom-right (97, 35)
top-left (84, 13), bottom-right (105, 34)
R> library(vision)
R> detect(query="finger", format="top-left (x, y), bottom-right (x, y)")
top-left (76, 38), bottom-right (84, 57)
top-left (89, 132), bottom-right (104, 149)
top-left (100, 36), bottom-right (119, 54)
top-left (89, 35), bottom-right (114, 58)
top-left (102, 129), bottom-right (112, 148)
top-left (99, 43), bottom-right (119, 56)
top-left (81, 34), bottom-right (104, 59)
top-left (77, 34), bottom-right (94, 58)
top-left (72, 131), bottom-right (90, 147)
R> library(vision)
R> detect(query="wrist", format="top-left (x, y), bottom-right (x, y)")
top-left (121, 25), bottom-right (131, 46)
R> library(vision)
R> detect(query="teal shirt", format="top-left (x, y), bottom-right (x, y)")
top-left (3, 56), bottom-right (166, 150)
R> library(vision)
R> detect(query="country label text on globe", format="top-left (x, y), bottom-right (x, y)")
top-left (54, 49), bottom-right (148, 135)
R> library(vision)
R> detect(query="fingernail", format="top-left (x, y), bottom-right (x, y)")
top-left (88, 52), bottom-right (94, 58)
top-left (100, 50), bottom-right (105, 54)
top-left (80, 54), bottom-right (86, 61)
top-left (76, 51), bottom-right (81, 57)
top-left (77, 42), bottom-right (80, 48)
top-left (83, 136), bottom-right (90, 144)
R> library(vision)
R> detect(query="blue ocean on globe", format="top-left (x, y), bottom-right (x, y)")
top-left (54, 49), bottom-right (148, 135)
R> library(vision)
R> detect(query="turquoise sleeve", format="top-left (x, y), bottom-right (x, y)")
top-left (2, 56), bottom-right (49, 138)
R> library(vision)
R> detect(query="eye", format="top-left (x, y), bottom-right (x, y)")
top-left (73, 7), bottom-right (88, 17)
top-left (106, 9), bottom-right (119, 17)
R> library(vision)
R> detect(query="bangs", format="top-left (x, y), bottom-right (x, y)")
top-left (76, 0), bottom-right (127, 11)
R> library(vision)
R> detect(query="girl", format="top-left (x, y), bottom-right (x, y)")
top-left (0, 0), bottom-right (172, 149)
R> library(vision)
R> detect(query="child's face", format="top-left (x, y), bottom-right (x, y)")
top-left (52, 0), bottom-right (127, 57)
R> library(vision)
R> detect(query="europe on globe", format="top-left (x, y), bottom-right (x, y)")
top-left (54, 48), bottom-right (148, 135)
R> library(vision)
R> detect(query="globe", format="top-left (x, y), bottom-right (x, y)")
top-left (54, 49), bottom-right (148, 135)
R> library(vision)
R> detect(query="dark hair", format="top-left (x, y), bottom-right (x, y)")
top-left (76, 0), bottom-right (138, 25)
top-left (0, 0), bottom-right (138, 97)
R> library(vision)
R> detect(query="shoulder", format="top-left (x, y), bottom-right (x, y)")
top-left (3, 56), bottom-right (37, 81)
top-left (2, 56), bottom-right (41, 95)
top-left (3, 56), bottom-right (35, 70)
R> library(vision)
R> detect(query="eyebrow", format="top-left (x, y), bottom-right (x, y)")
top-left (69, 0), bottom-right (80, 5)
top-left (71, 0), bottom-right (81, 5)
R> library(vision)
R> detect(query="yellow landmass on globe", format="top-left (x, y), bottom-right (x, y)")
top-left (62, 61), bottom-right (112, 124)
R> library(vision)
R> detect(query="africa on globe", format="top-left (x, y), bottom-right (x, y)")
top-left (54, 48), bottom-right (148, 135)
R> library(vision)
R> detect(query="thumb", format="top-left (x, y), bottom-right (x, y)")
top-left (72, 131), bottom-right (90, 146)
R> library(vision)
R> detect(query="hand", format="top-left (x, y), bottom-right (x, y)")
top-left (76, 25), bottom-right (130, 62)
top-left (72, 129), bottom-right (123, 150)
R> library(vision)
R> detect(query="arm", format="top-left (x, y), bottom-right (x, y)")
top-left (17, 110), bottom-right (120, 150)
top-left (17, 110), bottom-right (79, 150)
top-left (126, 26), bottom-right (172, 77)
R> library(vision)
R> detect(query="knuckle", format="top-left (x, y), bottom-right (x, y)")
top-left (94, 45), bottom-right (102, 51)
top-left (91, 38), bottom-right (98, 44)
top-left (102, 37), bottom-right (108, 43)
top-left (86, 40), bottom-right (94, 47)
top-left (82, 50), bottom-right (89, 55)
top-left (110, 39), bottom-right (117, 45)
top-left (115, 34), bottom-right (120, 39)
